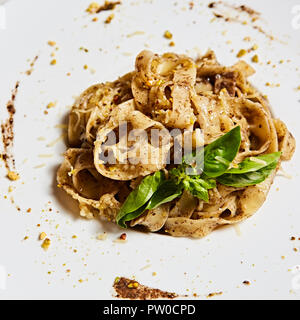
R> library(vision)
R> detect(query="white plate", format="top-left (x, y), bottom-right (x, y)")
top-left (0, 0), bottom-right (300, 300)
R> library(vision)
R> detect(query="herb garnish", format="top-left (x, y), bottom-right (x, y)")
top-left (116, 127), bottom-right (281, 228)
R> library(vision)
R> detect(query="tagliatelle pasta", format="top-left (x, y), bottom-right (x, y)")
top-left (57, 50), bottom-right (295, 238)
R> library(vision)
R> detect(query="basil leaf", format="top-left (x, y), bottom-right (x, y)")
top-left (226, 152), bottom-right (281, 174)
top-left (216, 161), bottom-right (278, 188)
top-left (117, 203), bottom-right (148, 228)
top-left (203, 126), bottom-right (241, 178)
top-left (116, 171), bottom-right (165, 227)
top-left (146, 180), bottom-right (183, 210)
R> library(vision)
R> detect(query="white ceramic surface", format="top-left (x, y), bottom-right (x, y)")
top-left (0, 0), bottom-right (300, 299)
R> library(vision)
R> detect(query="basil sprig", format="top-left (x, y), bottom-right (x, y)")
top-left (116, 127), bottom-right (281, 228)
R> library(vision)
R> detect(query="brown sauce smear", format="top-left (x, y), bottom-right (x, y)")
top-left (1, 81), bottom-right (20, 173)
top-left (208, 2), bottom-right (274, 40)
top-left (113, 277), bottom-right (179, 300)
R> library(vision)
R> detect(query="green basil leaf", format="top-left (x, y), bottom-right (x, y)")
top-left (226, 152), bottom-right (281, 174)
top-left (116, 171), bottom-right (165, 227)
top-left (146, 180), bottom-right (183, 210)
top-left (203, 126), bottom-right (241, 178)
top-left (216, 161), bottom-right (277, 188)
top-left (117, 204), bottom-right (148, 228)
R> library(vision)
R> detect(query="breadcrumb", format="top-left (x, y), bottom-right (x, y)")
top-left (164, 30), bottom-right (173, 39)
top-left (41, 238), bottom-right (51, 250)
top-left (39, 232), bottom-right (47, 240)
top-left (86, 2), bottom-right (101, 14)
top-left (252, 54), bottom-right (259, 63)
top-left (7, 171), bottom-right (20, 181)
top-left (47, 41), bottom-right (56, 47)
top-left (105, 13), bottom-right (114, 24)
top-left (237, 49), bottom-right (247, 58)
top-left (97, 233), bottom-right (107, 240)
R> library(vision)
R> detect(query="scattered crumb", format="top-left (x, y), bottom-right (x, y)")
top-left (41, 238), bottom-right (51, 250)
top-left (47, 41), bottom-right (56, 47)
top-left (39, 232), bottom-right (47, 240)
top-left (7, 171), bottom-right (20, 181)
top-left (86, 1), bottom-right (121, 14)
top-left (207, 291), bottom-right (223, 298)
top-left (46, 102), bottom-right (56, 109)
top-left (164, 30), bottom-right (173, 39)
top-left (119, 233), bottom-right (127, 241)
top-left (252, 54), bottom-right (259, 63)
top-left (50, 59), bottom-right (57, 65)
top-left (105, 13), bottom-right (114, 24)
top-left (237, 49), bottom-right (247, 58)
top-left (97, 233), bottom-right (107, 240)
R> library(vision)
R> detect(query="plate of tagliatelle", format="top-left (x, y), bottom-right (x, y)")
top-left (0, 0), bottom-right (300, 300)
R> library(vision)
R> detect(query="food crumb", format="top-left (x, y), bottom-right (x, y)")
top-left (119, 233), bottom-right (127, 241)
top-left (164, 30), bottom-right (173, 39)
top-left (41, 238), bottom-right (51, 250)
top-left (46, 102), bottom-right (56, 109)
top-left (207, 291), bottom-right (223, 298)
top-left (7, 171), bottom-right (20, 181)
top-left (252, 54), bottom-right (259, 63)
top-left (47, 41), bottom-right (56, 47)
top-left (86, 1), bottom-right (121, 14)
top-left (39, 232), bottom-right (47, 240)
top-left (169, 41), bottom-right (175, 47)
top-left (86, 2), bottom-right (101, 13)
top-left (105, 13), bottom-right (114, 24)
top-left (243, 280), bottom-right (250, 285)
top-left (97, 233), bottom-right (107, 240)
top-left (50, 59), bottom-right (57, 65)
top-left (237, 49), bottom-right (247, 58)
